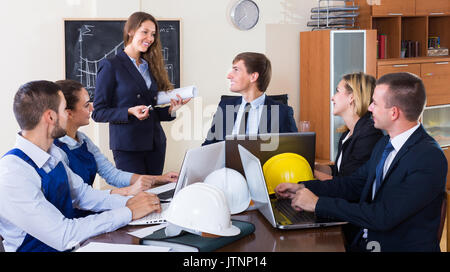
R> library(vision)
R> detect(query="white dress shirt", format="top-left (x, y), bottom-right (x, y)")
top-left (232, 94), bottom-right (266, 135)
top-left (57, 131), bottom-right (133, 188)
top-left (0, 134), bottom-right (132, 252)
top-left (371, 122), bottom-right (420, 200)
top-left (336, 132), bottom-right (351, 172)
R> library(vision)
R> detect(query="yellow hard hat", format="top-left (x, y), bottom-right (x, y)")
top-left (262, 153), bottom-right (314, 194)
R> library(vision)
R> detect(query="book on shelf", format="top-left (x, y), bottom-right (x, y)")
top-left (378, 34), bottom-right (387, 59)
top-left (402, 40), bottom-right (420, 58)
top-left (428, 36), bottom-right (441, 49)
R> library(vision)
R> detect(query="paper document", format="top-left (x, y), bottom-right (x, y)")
top-left (75, 242), bottom-right (171, 252)
top-left (156, 85), bottom-right (198, 105)
top-left (128, 223), bottom-right (167, 238)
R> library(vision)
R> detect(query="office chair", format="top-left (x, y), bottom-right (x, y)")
top-left (447, 190), bottom-right (450, 252)
top-left (438, 191), bottom-right (448, 250)
top-left (220, 94), bottom-right (289, 105)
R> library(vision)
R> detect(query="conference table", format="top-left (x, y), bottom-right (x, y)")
top-left (83, 209), bottom-right (346, 252)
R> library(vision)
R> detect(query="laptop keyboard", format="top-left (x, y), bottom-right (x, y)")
top-left (128, 203), bottom-right (170, 225)
top-left (275, 199), bottom-right (316, 223)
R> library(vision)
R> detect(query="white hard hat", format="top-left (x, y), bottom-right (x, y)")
top-left (203, 167), bottom-right (251, 214)
top-left (165, 183), bottom-right (241, 237)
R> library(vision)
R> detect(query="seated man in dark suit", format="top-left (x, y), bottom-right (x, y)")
top-left (276, 72), bottom-right (447, 252)
top-left (202, 52), bottom-right (297, 146)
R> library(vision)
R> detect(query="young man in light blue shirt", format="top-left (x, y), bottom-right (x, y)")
top-left (0, 80), bottom-right (161, 252)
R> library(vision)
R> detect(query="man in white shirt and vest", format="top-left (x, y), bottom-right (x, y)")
top-left (275, 72), bottom-right (447, 252)
top-left (0, 80), bottom-right (162, 252)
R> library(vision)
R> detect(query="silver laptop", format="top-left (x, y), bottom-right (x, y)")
top-left (238, 143), bottom-right (347, 229)
top-left (129, 141), bottom-right (226, 225)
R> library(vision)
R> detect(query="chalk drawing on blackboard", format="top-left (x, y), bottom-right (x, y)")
top-left (65, 19), bottom-right (181, 99)
top-left (76, 25), bottom-right (175, 94)
top-left (76, 24), bottom-right (124, 97)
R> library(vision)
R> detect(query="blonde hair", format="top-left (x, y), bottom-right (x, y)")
top-left (337, 72), bottom-right (376, 133)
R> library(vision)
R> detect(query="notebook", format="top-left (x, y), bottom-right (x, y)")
top-left (238, 144), bottom-right (347, 229)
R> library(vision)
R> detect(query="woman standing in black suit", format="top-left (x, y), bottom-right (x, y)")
top-left (93, 11), bottom-right (189, 175)
top-left (314, 72), bottom-right (383, 180)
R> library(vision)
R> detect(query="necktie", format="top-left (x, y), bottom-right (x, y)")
top-left (374, 141), bottom-right (394, 194)
top-left (238, 102), bottom-right (251, 135)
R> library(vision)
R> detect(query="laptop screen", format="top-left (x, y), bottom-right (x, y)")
top-left (225, 132), bottom-right (316, 178)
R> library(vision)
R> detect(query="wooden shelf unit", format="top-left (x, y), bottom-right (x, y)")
top-left (351, 1), bottom-right (450, 187)
top-left (354, 0), bottom-right (450, 61)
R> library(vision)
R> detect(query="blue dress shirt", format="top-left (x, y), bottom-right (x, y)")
top-left (128, 56), bottom-right (152, 89)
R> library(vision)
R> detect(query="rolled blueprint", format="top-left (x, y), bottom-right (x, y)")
top-left (156, 85), bottom-right (198, 105)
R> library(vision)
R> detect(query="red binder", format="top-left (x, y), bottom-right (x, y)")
top-left (379, 34), bottom-right (386, 59)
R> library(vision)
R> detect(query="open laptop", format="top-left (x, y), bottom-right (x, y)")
top-left (129, 141), bottom-right (226, 225)
top-left (225, 132), bottom-right (316, 178)
top-left (237, 142), bottom-right (347, 229)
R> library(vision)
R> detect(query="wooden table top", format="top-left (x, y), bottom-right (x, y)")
top-left (83, 210), bottom-right (346, 252)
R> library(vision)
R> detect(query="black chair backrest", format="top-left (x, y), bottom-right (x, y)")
top-left (220, 94), bottom-right (289, 105)
top-left (0, 236), bottom-right (4, 252)
top-left (438, 192), bottom-right (447, 242)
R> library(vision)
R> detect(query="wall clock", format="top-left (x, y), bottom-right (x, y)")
top-left (230, 0), bottom-right (260, 30)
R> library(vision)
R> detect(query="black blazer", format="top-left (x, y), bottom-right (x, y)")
top-left (331, 112), bottom-right (383, 177)
top-left (304, 125), bottom-right (447, 251)
top-left (92, 51), bottom-right (175, 151)
top-left (202, 95), bottom-right (298, 146)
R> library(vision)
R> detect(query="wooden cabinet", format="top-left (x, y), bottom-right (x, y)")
top-left (300, 30), bottom-right (376, 161)
top-left (421, 61), bottom-right (450, 105)
top-left (416, 0), bottom-right (450, 16)
top-left (355, 0), bottom-right (450, 106)
top-left (372, 0), bottom-right (416, 16)
top-left (378, 63), bottom-right (421, 78)
top-left (355, 0), bottom-right (450, 59)
top-left (377, 57), bottom-right (450, 106)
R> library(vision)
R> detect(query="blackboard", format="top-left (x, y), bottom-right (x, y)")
top-left (64, 19), bottom-right (181, 100)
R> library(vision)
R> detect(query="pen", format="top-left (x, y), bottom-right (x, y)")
top-left (142, 105), bottom-right (153, 113)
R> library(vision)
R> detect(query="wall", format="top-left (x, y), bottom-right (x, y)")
top-left (0, 0), bottom-right (314, 189)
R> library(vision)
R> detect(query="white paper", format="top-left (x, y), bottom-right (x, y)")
top-left (127, 223), bottom-right (167, 238)
top-left (75, 242), bottom-right (171, 252)
top-left (146, 182), bottom-right (176, 195)
top-left (156, 85), bottom-right (198, 105)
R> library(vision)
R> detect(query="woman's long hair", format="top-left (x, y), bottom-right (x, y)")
top-left (123, 12), bottom-right (173, 91)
